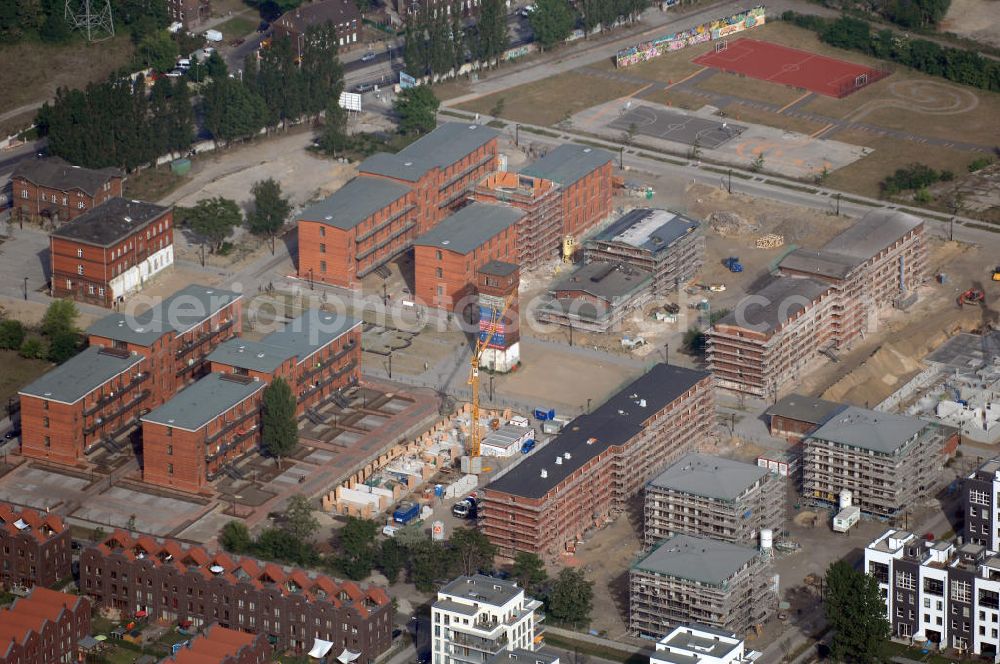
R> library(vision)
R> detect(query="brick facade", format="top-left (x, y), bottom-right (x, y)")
top-left (11, 157), bottom-right (122, 224)
top-left (520, 144), bottom-right (614, 242)
top-left (167, 0), bottom-right (210, 27)
top-left (0, 588), bottom-right (91, 664)
top-left (80, 531), bottom-right (393, 657)
top-left (165, 624), bottom-right (272, 664)
top-left (272, 0), bottom-right (361, 51)
top-left (0, 504), bottom-right (71, 591)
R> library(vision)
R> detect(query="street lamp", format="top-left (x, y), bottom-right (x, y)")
top-left (308, 268), bottom-right (314, 290)
top-left (22, 277), bottom-right (28, 301)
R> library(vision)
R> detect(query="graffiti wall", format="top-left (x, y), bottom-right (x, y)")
top-left (615, 5), bottom-right (766, 68)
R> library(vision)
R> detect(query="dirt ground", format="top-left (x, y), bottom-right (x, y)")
top-left (941, 0), bottom-right (1000, 48)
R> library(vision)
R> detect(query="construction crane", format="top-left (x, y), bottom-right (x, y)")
top-left (467, 293), bottom-right (515, 463)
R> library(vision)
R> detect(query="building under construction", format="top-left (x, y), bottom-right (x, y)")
top-left (585, 208), bottom-right (704, 294)
top-left (644, 453), bottom-right (785, 548)
top-left (802, 406), bottom-right (957, 517)
top-left (472, 172), bottom-right (562, 269)
top-left (709, 210), bottom-right (927, 397)
top-left (629, 534), bottom-right (775, 639)
top-left (480, 364), bottom-right (715, 560)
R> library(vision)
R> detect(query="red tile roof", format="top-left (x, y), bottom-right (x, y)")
top-left (164, 624), bottom-right (264, 664)
top-left (0, 502), bottom-right (67, 543)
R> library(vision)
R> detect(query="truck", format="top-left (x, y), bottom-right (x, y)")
top-left (392, 501), bottom-right (420, 525)
top-left (204, 29), bottom-right (223, 42)
top-left (723, 256), bottom-right (743, 273)
top-left (451, 497), bottom-right (477, 519)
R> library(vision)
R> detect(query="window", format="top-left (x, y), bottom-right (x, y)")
top-left (896, 571), bottom-right (916, 591)
top-left (65, 279), bottom-right (72, 290)
top-left (319, 226), bottom-right (325, 237)
top-left (21, 190), bottom-right (27, 199)
top-left (167, 445), bottom-right (173, 456)
top-left (42, 401), bottom-right (48, 411)
top-left (166, 427), bottom-right (172, 437)
top-left (44, 436), bottom-right (50, 448)
top-left (42, 417), bottom-right (49, 427)
top-left (971, 489), bottom-right (989, 506)
top-left (98, 287), bottom-right (104, 296)
top-left (77, 265), bottom-right (84, 275)
top-left (88, 285), bottom-right (95, 295)
top-left (78, 202), bottom-right (84, 209)
top-left (436, 285), bottom-right (444, 296)
top-left (320, 261), bottom-right (327, 273)
top-left (167, 463), bottom-right (174, 475)
top-left (76, 248), bottom-right (83, 258)
top-left (924, 577), bottom-right (944, 596)
top-left (952, 579), bottom-right (971, 603)
top-left (320, 243), bottom-right (326, 254)
top-left (436, 250), bottom-right (443, 260)
top-left (436, 267), bottom-right (443, 278)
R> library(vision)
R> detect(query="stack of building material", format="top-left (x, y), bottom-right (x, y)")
top-left (756, 234), bottom-right (785, 249)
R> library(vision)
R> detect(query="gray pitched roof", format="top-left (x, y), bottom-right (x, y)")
top-left (359, 123), bottom-right (499, 182)
top-left (86, 284), bottom-right (242, 345)
top-left (822, 209), bottom-right (923, 263)
top-left (632, 534), bottom-right (759, 585)
top-left (486, 364), bottom-right (709, 500)
top-left (808, 406), bottom-right (927, 454)
top-left (274, 0), bottom-right (360, 32)
top-left (766, 394), bottom-right (846, 426)
top-left (648, 453), bottom-right (769, 502)
top-left (19, 346), bottom-right (144, 405)
top-left (413, 202), bottom-right (523, 255)
top-left (297, 176), bottom-right (412, 230)
top-left (141, 373), bottom-right (265, 431)
top-left (592, 208), bottom-right (700, 255)
top-left (520, 144), bottom-right (613, 186)
top-left (715, 277), bottom-right (831, 334)
top-left (51, 198), bottom-right (170, 247)
top-left (12, 157), bottom-right (122, 197)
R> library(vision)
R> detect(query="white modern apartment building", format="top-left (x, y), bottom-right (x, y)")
top-left (650, 624), bottom-right (761, 664)
top-left (432, 575), bottom-right (545, 664)
top-left (865, 529), bottom-right (1000, 658)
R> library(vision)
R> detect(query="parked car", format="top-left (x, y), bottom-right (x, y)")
top-left (361, 51), bottom-right (376, 62)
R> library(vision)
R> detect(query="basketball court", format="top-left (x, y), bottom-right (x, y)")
top-left (608, 105), bottom-right (747, 149)
top-left (693, 38), bottom-right (890, 98)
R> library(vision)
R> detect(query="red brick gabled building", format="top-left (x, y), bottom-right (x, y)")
top-left (520, 144), bottom-right (614, 241)
top-left (163, 624), bottom-right (271, 664)
top-left (141, 373), bottom-right (266, 493)
top-left (207, 309), bottom-right (361, 415)
top-left (11, 157), bottom-right (123, 223)
top-left (167, 0), bottom-right (210, 28)
top-left (0, 503), bottom-right (71, 592)
top-left (0, 587), bottom-right (91, 664)
top-left (273, 0), bottom-right (361, 51)
top-left (412, 202), bottom-right (523, 312)
top-left (80, 531), bottom-right (393, 657)
top-left (50, 197), bottom-right (174, 308)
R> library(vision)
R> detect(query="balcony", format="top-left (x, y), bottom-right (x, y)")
top-left (299, 361), bottom-right (357, 400)
top-left (299, 341), bottom-right (357, 382)
top-left (448, 630), bottom-right (507, 654)
top-left (205, 409), bottom-right (259, 446)
top-left (355, 205), bottom-right (415, 244)
top-left (205, 426), bottom-right (258, 462)
top-left (355, 223), bottom-right (415, 261)
top-left (439, 153), bottom-right (495, 192)
top-left (83, 390), bottom-right (151, 435)
top-left (83, 372), bottom-right (149, 417)
top-left (175, 319), bottom-right (235, 360)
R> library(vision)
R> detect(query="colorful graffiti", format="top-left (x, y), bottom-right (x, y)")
top-left (615, 5), bottom-right (766, 68)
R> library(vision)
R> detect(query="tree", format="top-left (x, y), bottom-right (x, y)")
top-left (205, 50), bottom-right (229, 79)
top-left (394, 86), bottom-right (440, 135)
top-left (546, 568), bottom-right (593, 626)
top-left (825, 560), bottom-right (889, 663)
top-left (0, 320), bottom-right (26, 350)
top-left (471, 0), bottom-right (509, 65)
top-left (409, 540), bottom-right (450, 592)
top-left (336, 517), bottom-right (380, 580)
top-left (261, 377), bottom-right (298, 466)
top-left (490, 97), bottom-right (506, 119)
top-left (511, 552), bottom-right (547, 594)
top-left (378, 539), bottom-right (407, 584)
top-left (529, 0), bottom-right (576, 50)
top-left (179, 197), bottom-right (243, 253)
top-left (220, 521), bottom-right (253, 553)
top-left (282, 494), bottom-right (320, 542)
top-left (317, 94), bottom-right (350, 157)
top-left (19, 338), bottom-right (44, 360)
top-left (247, 178), bottom-right (291, 254)
top-left (202, 77), bottom-right (268, 145)
top-left (47, 330), bottom-right (81, 364)
top-left (41, 299), bottom-right (79, 337)
top-left (138, 30), bottom-right (179, 72)
top-left (450, 528), bottom-right (496, 576)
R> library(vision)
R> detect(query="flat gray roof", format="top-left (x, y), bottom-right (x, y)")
top-left (359, 123), bottom-right (499, 182)
top-left (591, 208), bottom-right (700, 255)
top-left (809, 406), bottom-right (927, 454)
top-left (297, 176), bottom-right (412, 230)
top-left (141, 373), bottom-right (265, 431)
top-left (259, 310), bottom-right (360, 365)
top-left (438, 574), bottom-right (521, 607)
top-left (433, 599), bottom-right (479, 616)
top-left (520, 144), bottom-right (613, 186)
top-left (86, 284), bottom-right (242, 345)
top-left (766, 394), bottom-right (846, 426)
top-left (715, 277), bottom-right (831, 334)
top-left (649, 453), bottom-right (769, 502)
top-left (413, 202), bottom-right (523, 255)
top-left (822, 209), bottom-right (923, 263)
top-left (206, 338), bottom-right (291, 374)
top-left (632, 534), bottom-right (759, 585)
top-left (662, 625), bottom-right (741, 660)
top-left (550, 262), bottom-right (652, 302)
top-left (779, 248), bottom-right (857, 280)
top-left (19, 346), bottom-right (143, 405)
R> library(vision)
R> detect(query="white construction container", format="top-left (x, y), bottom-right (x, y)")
top-left (833, 506), bottom-right (861, 533)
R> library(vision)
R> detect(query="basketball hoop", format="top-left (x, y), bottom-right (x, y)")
top-left (855, 73), bottom-right (869, 88)
top-left (715, 40), bottom-right (728, 53)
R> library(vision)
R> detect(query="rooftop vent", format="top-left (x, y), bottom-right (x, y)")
top-left (404, 161), bottom-right (413, 167)
top-left (325, 215), bottom-right (333, 220)
top-left (564, 452), bottom-right (571, 460)
top-left (555, 457), bottom-right (562, 465)
top-left (540, 469), bottom-right (547, 479)
top-left (257, 353), bottom-right (265, 358)
top-left (583, 148), bottom-right (592, 153)
top-left (123, 216), bottom-right (133, 223)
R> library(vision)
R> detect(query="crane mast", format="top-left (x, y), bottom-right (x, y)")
top-left (468, 293), bottom-right (515, 461)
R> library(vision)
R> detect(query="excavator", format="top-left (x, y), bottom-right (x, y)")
top-left (992, 266), bottom-right (1000, 282)
top-left (958, 288), bottom-right (985, 306)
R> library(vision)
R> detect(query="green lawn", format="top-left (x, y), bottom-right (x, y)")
top-left (882, 641), bottom-right (966, 662)
top-left (0, 350), bottom-right (51, 413)
top-left (213, 14), bottom-right (259, 40)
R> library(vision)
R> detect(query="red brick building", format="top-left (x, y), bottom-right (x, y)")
top-left (765, 394), bottom-right (846, 442)
top-left (18, 345), bottom-right (149, 465)
top-left (520, 144), bottom-right (614, 241)
top-left (163, 623), bottom-right (271, 664)
top-left (11, 157), bottom-right (123, 224)
top-left (481, 364), bottom-right (714, 560)
top-left (273, 0), bottom-right (361, 51)
top-left (471, 172), bottom-right (562, 269)
top-left (207, 309), bottom-right (361, 415)
top-left (0, 504), bottom-right (71, 591)
top-left (141, 373), bottom-right (266, 493)
top-left (297, 123), bottom-right (499, 289)
top-left (412, 202), bottom-right (523, 312)
top-left (86, 284), bottom-right (244, 405)
top-left (0, 587), bottom-right (91, 664)
top-left (80, 531), bottom-right (393, 657)
top-left (167, 0), bottom-right (211, 28)
top-left (50, 198), bottom-right (174, 308)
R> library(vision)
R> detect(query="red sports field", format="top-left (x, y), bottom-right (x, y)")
top-left (692, 38), bottom-right (889, 98)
